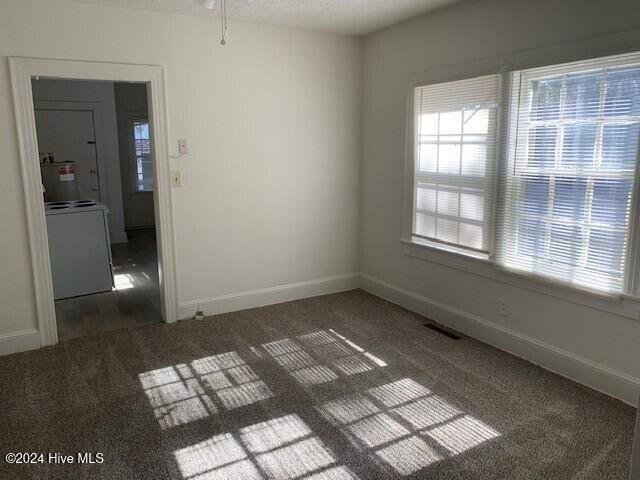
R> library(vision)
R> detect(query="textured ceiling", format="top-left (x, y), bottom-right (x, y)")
top-left (66, 0), bottom-right (461, 35)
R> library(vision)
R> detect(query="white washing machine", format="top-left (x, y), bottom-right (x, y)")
top-left (45, 200), bottom-right (114, 300)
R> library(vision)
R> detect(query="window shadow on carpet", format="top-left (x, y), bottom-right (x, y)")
top-left (138, 328), bottom-right (501, 479)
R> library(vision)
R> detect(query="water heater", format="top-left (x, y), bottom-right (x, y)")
top-left (40, 162), bottom-right (79, 202)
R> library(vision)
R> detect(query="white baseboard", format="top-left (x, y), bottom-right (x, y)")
top-left (360, 273), bottom-right (640, 407)
top-left (0, 329), bottom-right (40, 356)
top-left (4, 270), bottom-right (638, 407)
top-left (179, 273), bottom-right (360, 320)
top-left (110, 231), bottom-right (128, 244)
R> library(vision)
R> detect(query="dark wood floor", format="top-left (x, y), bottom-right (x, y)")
top-left (54, 228), bottom-right (161, 341)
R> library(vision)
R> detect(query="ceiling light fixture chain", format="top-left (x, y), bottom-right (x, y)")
top-left (194, 0), bottom-right (230, 46)
top-left (220, 0), bottom-right (228, 45)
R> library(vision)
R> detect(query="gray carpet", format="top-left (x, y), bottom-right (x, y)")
top-left (0, 290), bottom-right (635, 479)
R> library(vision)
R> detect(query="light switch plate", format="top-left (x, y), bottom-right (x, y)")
top-left (178, 139), bottom-right (189, 155)
top-left (170, 170), bottom-right (182, 187)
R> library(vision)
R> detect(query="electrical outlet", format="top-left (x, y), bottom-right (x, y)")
top-left (499, 298), bottom-right (508, 317)
top-left (170, 170), bottom-right (182, 187)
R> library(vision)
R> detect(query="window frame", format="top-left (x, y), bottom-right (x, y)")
top-left (402, 51), bottom-right (640, 306)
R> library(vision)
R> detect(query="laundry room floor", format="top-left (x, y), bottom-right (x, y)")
top-left (54, 228), bottom-right (161, 341)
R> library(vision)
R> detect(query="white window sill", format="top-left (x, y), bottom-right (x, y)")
top-left (401, 237), bottom-right (640, 321)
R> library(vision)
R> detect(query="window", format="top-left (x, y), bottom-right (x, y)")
top-left (411, 75), bottom-right (500, 256)
top-left (131, 117), bottom-right (153, 192)
top-left (500, 55), bottom-right (640, 293)
top-left (405, 52), bottom-right (640, 297)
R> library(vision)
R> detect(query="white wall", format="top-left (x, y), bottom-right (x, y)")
top-left (114, 82), bottom-right (155, 229)
top-left (361, 0), bottom-right (640, 405)
top-left (0, 0), bottom-right (361, 346)
top-left (32, 79), bottom-right (128, 243)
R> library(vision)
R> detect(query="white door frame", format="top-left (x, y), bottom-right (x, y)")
top-left (9, 57), bottom-right (179, 347)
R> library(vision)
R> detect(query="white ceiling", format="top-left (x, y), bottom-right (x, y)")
top-left (66, 0), bottom-right (461, 35)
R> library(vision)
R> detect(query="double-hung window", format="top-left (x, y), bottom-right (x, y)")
top-left (411, 74), bottom-right (500, 257)
top-left (407, 52), bottom-right (640, 296)
top-left (501, 55), bottom-right (640, 294)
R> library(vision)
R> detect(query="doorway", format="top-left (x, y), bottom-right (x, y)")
top-left (9, 57), bottom-right (178, 348)
top-left (31, 78), bottom-right (161, 340)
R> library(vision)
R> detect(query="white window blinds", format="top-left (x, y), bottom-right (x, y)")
top-left (500, 53), bottom-right (640, 293)
top-left (412, 74), bottom-right (500, 255)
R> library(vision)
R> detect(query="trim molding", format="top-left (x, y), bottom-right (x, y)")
top-left (180, 274), bottom-right (360, 320)
top-left (360, 273), bottom-right (640, 406)
top-left (110, 231), bottom-right (129, 244)
top-left (402, 239), bottom-right (640, 321)
top-left (8, 57), bottom-right (179, 350)
top-left (0, 329), bottom-right (41, 356)
top-left (2, 268), bottom-right (638, 407)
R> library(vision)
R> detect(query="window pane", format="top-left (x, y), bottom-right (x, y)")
top-left (416, 185), bottom-right (436, 212)
top-left (415, 213), bottom-right (435, 237)
top-left (436, 189), bottom-right (459, 217)
top-left (591, 179), bottom-right (631, 226)
top-left (439, 111), bottom-right (462, 135)
top-left (134, 121), bottom-right (150, 140)
top-left (531, 78), bottom-right (561, 120)
top-left (565, 73), bottom-right (601, 119)
top-left (521, 176), bottom-right (549, 215)
top-left (418, 144), bottom-right (438, 173)
top-left (463, 108), bottom-right (489, 134)
top-left (587, 229), bottom-right (625, 275)
top-left (459, 191), bottom-right (484, 222)
top-left (135, 156), bottom-right (154, 192)
top-left (438, 144), bottom-right (461, 174)
top-left (552, 178), bottom-right (587, 221)
top-left (436, 218), bottom-right (458, 243)
top-left (601, 123), bottom-right (639, 170)
top-left (549, 224), bottom-right (582, 265)
top-left (460, 144), bottom-right (486, 176)
top-left (528, 126), bottom-right (557, 168)
top-left (419, 114), bottom-right (439, 136)
top-left (561, 124), bottom-right (597, 168)
top-left (459, 223), bottom-right (483, 250)
top-left (604, 67), bottom-right (640, 117)
top-left (135, 138), bottom-right (150, 156)
top-left (516, 218), bottom-right (545, 258)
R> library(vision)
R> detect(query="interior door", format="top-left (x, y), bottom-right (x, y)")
top-left (35, 109), bottom-right (100, 201)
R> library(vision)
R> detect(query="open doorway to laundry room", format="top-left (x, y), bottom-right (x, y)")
top-left (32, 78), bottom-right (160, 341)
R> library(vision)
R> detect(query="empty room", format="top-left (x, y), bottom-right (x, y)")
top-left (0, 0), bottom-right (639, 479)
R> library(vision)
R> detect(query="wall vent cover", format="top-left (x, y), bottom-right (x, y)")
top-left (424, 323), bottom-right (461, 340)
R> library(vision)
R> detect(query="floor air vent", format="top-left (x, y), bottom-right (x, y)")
top-left (424, 323), bottom-right (461, 340)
